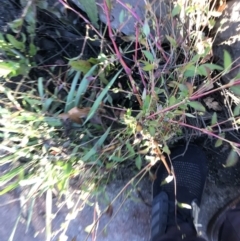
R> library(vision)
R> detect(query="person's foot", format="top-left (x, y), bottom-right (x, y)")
top-left (151, 145), bottom-right (207, 241)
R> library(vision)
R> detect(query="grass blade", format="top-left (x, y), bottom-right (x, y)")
top-left (0, 166), bottom-right (23, 185)
top-left (82, 126), bottom-right (111, 162)
top-left (84, 69), bottom-right (122, 124)
top-left (38, 77), bottom-right (44, 99)
top-left (74, 65), bottom-right (97, 107)
top-left (223, 50), bottom-right (232, 74)
top-left (26, 198), bottom-right (35, 233)
top-left (8, 212), bottom-right (21, 241)
top-left (65, 71), bottom-right (81, 112)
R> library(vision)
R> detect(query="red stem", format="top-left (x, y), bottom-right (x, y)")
top-left (169, 120), bottom-right (240, 147)
top-left (103, 0), bottom-right (142, 106)
top-left (116, 0), bottom-right (168, 61)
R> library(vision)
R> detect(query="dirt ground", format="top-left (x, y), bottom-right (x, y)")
top-left (0, 1), bottom-right (240, 241)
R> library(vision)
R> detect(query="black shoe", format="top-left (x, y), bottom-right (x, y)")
top-left (151, 145), bottom-right (207, 241)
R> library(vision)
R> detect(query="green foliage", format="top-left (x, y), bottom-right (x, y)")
top-left (172, 4), bottom-right (181, 17)
top-left (188, 101), bottom-right (206, 112)
top-left (143, 20), bottom-right (150, 37)
top-left (84, 69), bottom-right (122, 124)
top-left (1, 0), bottom-right (240, 239)
top-left (78, 0), bottom-right (99, 28)
top-left (223, 50), bottom-right (232, 74)
top-left (225, 149), bottom-right (239, 167)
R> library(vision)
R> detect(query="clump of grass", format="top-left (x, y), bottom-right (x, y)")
top-left (1, 0), bottom-right (240, 240)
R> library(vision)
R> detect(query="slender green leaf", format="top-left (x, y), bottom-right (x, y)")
top-left (201, 63), bottom-right (223, 71)
top-left (163, 145), bottom-right (170, 155)
top-left (143, 20), bottom-right (150, 37)
top-left (197, 65), bottom-right (208, 76)
top-left (223, 50), bottom-right (232, 73)
top-left (142, 50), bottom-right (154, 62)
top-left (178, 83), bottom-right (188, 92)
top-left (143, 95), bottom-right (151, 112)
top-left (169, 96), bottom-right (176, 106)
top-left (185, 113), bottom-right (196, 118)
top-left (84, 69), bottom-right (122, 124)
top-left (8, 210), bottom-right (21, 241)
top-left (26, 198), bottom-right (35, 233)
top-left (0, 61), bottom-right (20, 77)
top-left (135, 155), bottom-right (142, 170)
top-left (78, 0), bottom-right (99, 28)
top-left (211, 112), bottom-right (217, 125)
top-left (82, 126), bottom-right (111, 162)
top-left (215, 139), bottom-right (222, 148)
top-left (215, 133), bottom-right (225, 148)
top-left (183, 65), bottom-right (196, 77)
top-left (119, 10), bottom-right (126, 24)
top-left (38, 77), bottom-right (44, 99)
top-left (225, 149), bottom-right (239, 167)
top-left (65, 71), bottom-right (81, 112)
top-left (172, 4), bottom-right (181, 17)
top-left (0, 182), bottom-right (19, 195)
top-left (69, 59), bottom-right (92, 74)
top-left (0, 166), bottom-right (23, 183)
top-left (126, 141), bottom-right (135, 155)
top-left (75, 65), bottom-right (97, 107)
top-left (6, 34), bottom-right (25, 50)
top-left (43, 98), bottom-right (53, 112)
top-left (142, 64), bottom-right (155, 71)
top-left (8, 18), bottom-right (23, 33)
top-left (188, 101), bottom-right (206, 112)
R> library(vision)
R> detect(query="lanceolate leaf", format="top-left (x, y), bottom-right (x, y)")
top-left (211, 112), bottom-right (217, 125)
top-left (172, 4), bottom-right (181, 17)
top-left (215, 138), bottom-right (222, 148)
top-left (78, 0), bottom-right (99, 28)
top-left (75, 65), bottom-right (97, 106)
top-left (65, 71), bottom-right (81, 112)
top-left (84, 69), bottom-right (122, 124)
top-left (143, 20), bottom-right (150, 37)
top-left (188, 101), bottom-right (206, 112)
top-left (142, 50), bottom-right (154, 62)
top-left (82, 126), bottom-right (111, 162)
top-left (225, 149), bottom-right (239, 167)
top-left (223, 50), bottom-right (232, 73)
top-left (215, 133), bottom-right (225, 148)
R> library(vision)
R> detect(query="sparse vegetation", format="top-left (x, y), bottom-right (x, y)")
top-left (0, 0), bottom-right (240, 240)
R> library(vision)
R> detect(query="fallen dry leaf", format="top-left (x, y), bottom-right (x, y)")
top-left (58, 107), bottom-right (91, 124)
top-left (203, 97), bottom-right (222, 111)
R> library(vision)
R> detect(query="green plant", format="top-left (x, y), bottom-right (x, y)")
top-left (1, 0), bottom-right (240, 240)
